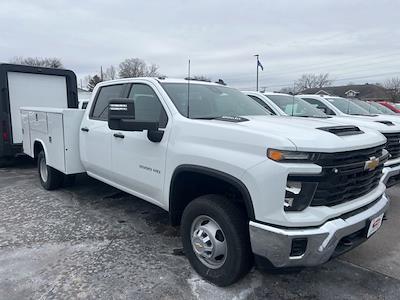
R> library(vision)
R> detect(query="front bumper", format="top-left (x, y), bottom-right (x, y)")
top-left (249, 193), bottom-right (389, 268)
top-left (382, 157), bottom-right (400, 187)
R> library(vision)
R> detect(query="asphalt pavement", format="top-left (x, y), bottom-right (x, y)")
top-left (0, 159), bottom-right (399, 299)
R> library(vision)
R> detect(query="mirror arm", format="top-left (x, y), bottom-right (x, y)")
top-left (147, 130), bottom-right (164, 143)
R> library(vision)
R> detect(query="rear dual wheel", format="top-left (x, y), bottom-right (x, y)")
top-left (37, 151), bottom-right (63, 190)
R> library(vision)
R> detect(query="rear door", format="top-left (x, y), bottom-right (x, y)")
top-left (80, 84), bottom-right (126, 180)
top-left (111, 83), bottom-right (170, 204)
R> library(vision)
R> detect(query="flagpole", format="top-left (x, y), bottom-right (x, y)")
top-left (254, 54), bottom-right (259, 91)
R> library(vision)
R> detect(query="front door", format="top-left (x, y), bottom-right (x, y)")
top-left (111, 83), bottom-right (170, 205)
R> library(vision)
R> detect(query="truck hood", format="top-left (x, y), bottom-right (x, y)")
top-left (330, 115), bottom-right (400, 133)
top-left (206, 115), bottom-right (386, 152)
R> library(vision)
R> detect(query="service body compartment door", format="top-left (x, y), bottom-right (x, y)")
top-left (46, 113), bottom-right (65, 172)
top-left (20, 110), bottom-right (31, 156)
top-left (29, 111), bottom-right (47, 134)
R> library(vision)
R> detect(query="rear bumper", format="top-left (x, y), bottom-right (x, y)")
top-left (249, 193), bottom-right (389, 268)
top-left (382, 157), bottom-right (400, 187)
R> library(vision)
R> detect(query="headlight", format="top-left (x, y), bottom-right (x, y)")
top-left (267, 149), bottom-right (317, 162)
top-left (284, 179), bottom-right (318, 211)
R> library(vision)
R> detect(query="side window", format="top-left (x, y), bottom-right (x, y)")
top-left (248, 95), bottom-right (276, 114)
top-left (90, 84), bottom-right (125, 120)
top-left (302, 98), bottom-right (335, 115)
top-left (128, 84), bottom-right (168, 128)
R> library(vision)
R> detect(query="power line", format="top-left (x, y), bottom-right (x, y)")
top-left (222, 51), bottom-right (400, 82)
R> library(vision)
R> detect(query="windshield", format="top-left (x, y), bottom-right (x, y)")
top-left (325, 97), bottom-right (372, 115)
top-left (266, 94), bottom-right (327, 117)
top-left (351, 99), bottom-right (382, 114)
top-left (161, 83), bottom-right (270, 119)
top-left (369, 101), bottom-right (396, 115)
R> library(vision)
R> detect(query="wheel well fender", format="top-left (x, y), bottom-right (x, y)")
top-left (33, 140), bottom-right (47, 159)
top-left (169, 165), bottom-right (255, 225)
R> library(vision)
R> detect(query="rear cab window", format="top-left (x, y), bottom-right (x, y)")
top-left (90, 84), bottom-right (125, 121)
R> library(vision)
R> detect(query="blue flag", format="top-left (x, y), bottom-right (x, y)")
top-left (257, 59), bottom-right (264, 71)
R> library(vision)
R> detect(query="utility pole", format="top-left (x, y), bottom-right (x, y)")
top-left (100, 66), bottom-right (104, 81)
top-left (254, 54), bottom-right (259, 91)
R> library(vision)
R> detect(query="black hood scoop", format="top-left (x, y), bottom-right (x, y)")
top-left (375, 120), bottom-right (395, 126)
top-left (317, 125), bottom-right (364, 136)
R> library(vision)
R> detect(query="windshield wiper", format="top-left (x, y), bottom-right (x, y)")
top-left (192, 115), bottom-right (250, 122)
top-left (191, 116), bottom-right (222, 120)
top-left (350, 113), bottom-right (376, 116)
top-left (295, 115), bottom-right (328, 118)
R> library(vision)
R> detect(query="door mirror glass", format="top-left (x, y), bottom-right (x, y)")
top-left (108, 98), bottom-right (159, 132)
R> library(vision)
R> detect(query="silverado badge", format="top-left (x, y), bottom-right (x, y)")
top-left (364, 157), bottom-right (379, 171)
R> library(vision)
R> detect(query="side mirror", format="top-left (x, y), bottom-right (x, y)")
top-left (108, 98), bottom-right (164, 142)
top-left (108, 99), bottom-right (159, 132)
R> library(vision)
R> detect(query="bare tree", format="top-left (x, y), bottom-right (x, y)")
top-left (295, 73), bottom-right (332, 92)
top-left (10, 56), bottom-right (63, 68)
top-left (118, 58), bottom-right (160, 78)
top-left (104, 65), bottom-right (117, 80)
top-left (87, 75), bottom-right (103, 92)
top-left (147, 64), bottom-right (160, 77)
top-left (383, 77), bottom-right (400, 102)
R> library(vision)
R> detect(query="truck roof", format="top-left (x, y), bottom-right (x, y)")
top-left (97, 77), bottom-right (222, 87)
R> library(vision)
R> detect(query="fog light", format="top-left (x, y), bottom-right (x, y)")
top-left (290, 238), bottom-right (308, 257)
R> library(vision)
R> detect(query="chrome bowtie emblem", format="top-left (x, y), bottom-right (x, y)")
top-left (364, 157), bottom-right (379, 171)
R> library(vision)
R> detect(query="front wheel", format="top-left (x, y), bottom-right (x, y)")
top-left (181, 195), bottom-right (253, 286)
top-left (37, 151), bottom-right (63, 190)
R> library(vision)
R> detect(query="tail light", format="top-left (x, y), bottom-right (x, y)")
top-left (1, 120), bottom-right (9, 142)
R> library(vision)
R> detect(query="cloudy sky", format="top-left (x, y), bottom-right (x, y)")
top-left (1, 0), bottom-right (399, 90)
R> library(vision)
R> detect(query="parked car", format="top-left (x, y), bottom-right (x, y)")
top-left (22, 79), bottom-right (389, 286)
top-left (379, 101), bottom-right (400, 113)
top-left (244, 92), bottom-right (400, 187)
top-left (368, 101), bottom-right (398, 115)
top-left (0, 64), bottom-right (78, 167)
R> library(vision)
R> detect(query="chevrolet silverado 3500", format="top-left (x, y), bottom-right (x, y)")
top-left (22, 78), bottom-right (389, 286)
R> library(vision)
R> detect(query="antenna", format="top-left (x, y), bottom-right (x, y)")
top-left (187, 59), bottom-right (191, 118)
top-left (291, 81), bottom-right (295, 116)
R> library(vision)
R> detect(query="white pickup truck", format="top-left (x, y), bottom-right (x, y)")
top-left (243, 91), bottom-right (400, 187)
top-left (22, 78), bottom-right (389, 286)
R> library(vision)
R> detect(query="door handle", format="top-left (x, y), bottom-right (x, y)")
top-left (114, 133), bottom-right (125, 139)
top-left (81, 127), bottom-right (89, 132)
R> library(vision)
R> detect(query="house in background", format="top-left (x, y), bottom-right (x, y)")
top-left (302, 83), bottom-right (391, 101)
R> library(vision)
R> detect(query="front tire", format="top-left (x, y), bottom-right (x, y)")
top-left (37, 151), bottom-right (63, 190)
top-left (181, 195), bottom-right (253, 286)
